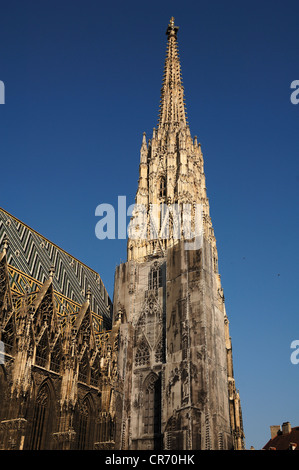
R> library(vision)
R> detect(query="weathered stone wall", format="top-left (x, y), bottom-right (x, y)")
top-left (113, 257), bottom-right (166, 450)
top-left (162, 238), bottom-right (233, 450)
top-left (113, 238), bottom-right (240, 450)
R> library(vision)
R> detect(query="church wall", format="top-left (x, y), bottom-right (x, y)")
top-left (113, 257), bottom-right (167, 450)
top-left (162, 238), bottom-right (233, 449)
top-left (113, 239), bottom-right (235, 450)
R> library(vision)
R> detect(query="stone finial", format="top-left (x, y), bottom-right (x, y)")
top-left (49, 265), bottom-right (55, 280)
top-left (86, 286), bottom-right (91, 303)
top-left (2, 237), bottom-right (9, 255)
top-left (141, 132), bottom-right (147, 149)
top-left (166, 16), bottom-right (179, 38)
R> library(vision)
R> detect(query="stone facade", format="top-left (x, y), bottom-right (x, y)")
top-left (0, 239), bottom-right (120, 450)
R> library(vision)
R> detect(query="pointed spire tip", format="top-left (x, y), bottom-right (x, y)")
top-left (166, 16), bottom-right (179, 38)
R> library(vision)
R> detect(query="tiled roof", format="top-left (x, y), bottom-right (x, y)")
top-left (263, 427), bottom-right (299, 450)
top-left (0, 207), bottom-right (112, 331)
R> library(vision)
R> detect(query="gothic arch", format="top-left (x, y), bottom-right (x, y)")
top-left (78, 347), bottom-right (90, 384)
top-left (154, 335), bottom-right (165, 363)
top-left (142, 372), bottom-right (161, 439)
top-left (35, 328), bottom-right (50, 368)
top-left (34, 284), bottom-right (54, 338)
top-left (74, 393), bottom-right (96, 450)
top-left (159, 175), bottom-right (166, 198)
top-left (114, 394), bottom-right (123, 448)
top-left (90, 352), bottom-right (101, 387)
top-left (135, 338), bottom-right (150, 367)
top-left (49, 333), bottom-right (62, 373)
top-left (148, 262), bottom-right (162, 291)
top-left (135, 292), bottom-right (162, 350)
top-left (28, 378), bottom-right (57, 450)
top-left (98, 410), bottom-right (114, 446)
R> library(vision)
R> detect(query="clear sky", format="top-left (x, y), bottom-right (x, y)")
top-left (0, 0), bottom-right (298, 450)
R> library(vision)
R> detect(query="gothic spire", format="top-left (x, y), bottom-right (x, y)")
top-left (158, 17), bottom-right (187, 130)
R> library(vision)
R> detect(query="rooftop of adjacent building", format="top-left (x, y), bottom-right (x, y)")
top-left (262, 422), bottom-right (299, 450)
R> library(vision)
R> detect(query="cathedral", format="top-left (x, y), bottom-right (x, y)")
top-left (0, 18), bottom-right (245, 450)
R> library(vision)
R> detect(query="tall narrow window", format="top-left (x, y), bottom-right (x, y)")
top-left (182, 335), bottom-right (188, 360)
top-left (75, 396), bottom-right (94, 450)
top-left (135, 341), bottom-right (150, 367)
top-left (159, 177), bottom-right (166, 198)
top-left (35, 331), bottom-right (49, 368)
top-left (78, 349), bottom-right (90, 384)
top-left (148, 263), bottom-right (162, 290)
top-left (143, 373), bottom-right (161, 437)
top-left (29, 382), bottom-right (54, 450)
top-left (49, 338), bottom-right (62, 373)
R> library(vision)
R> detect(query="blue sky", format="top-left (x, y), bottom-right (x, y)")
top-left (0, 0), bottom-right (299, 450)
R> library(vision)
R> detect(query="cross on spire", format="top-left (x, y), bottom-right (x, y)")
top-left (158, 17), bottom-right (187, 129)
top-left (166, 16), bottom-right (179, 39)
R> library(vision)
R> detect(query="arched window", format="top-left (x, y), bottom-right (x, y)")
top-left (29, 381), bottom-right (55, 450)
top-left (75, 395), bottom-right (94, 450)
top-left (143, 373), bottom-right (161, 436)
top-left (90, 353), bottom-right (101, 387)
top-left (135, 342), bottom-right (150, 367)
top-left (114, 395), bottom-right (123, 448)
top-left (98, 412), bottom-right (114, 445)
top-left (182, 335), bottom-right (188, 360)
top-left (148, 263), bottom-right (162, 290)
top-left (78, 349), bottom-right (90, 384)
top-left (49, 337), bottom-right (62, 373)
top-left (155, 338), bottom-right (165, 363)
top-left (159, 177), bottom-right (166, 198)
top-left (35, 330), bottom-right (49, 368)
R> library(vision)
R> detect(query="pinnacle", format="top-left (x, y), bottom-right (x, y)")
top-left (158, 18), bottom-right (187, 130)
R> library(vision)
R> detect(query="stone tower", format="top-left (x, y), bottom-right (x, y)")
top-left (113, 17), bottom-right (244, 450)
